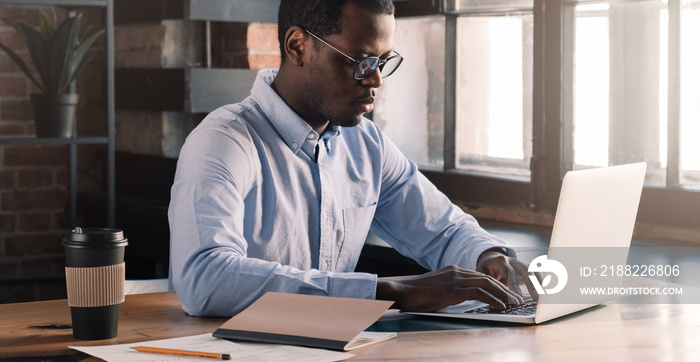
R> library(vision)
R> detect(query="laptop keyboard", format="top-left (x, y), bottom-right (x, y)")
top-left (464, 296), bottom-right (538, 315)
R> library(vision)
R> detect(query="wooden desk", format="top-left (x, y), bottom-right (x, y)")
top-left (2, 292), bottom-right (699, 361)
top-left (0, 292), bottom-right (223, 359)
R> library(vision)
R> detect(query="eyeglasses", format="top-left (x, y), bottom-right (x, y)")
top-left (305, 29), bottom-right (403, 81)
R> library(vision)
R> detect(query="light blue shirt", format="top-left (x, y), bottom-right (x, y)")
top-left (169, 69), bottom-right (507, 317)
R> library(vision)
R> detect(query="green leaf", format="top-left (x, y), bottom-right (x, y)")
top-left (67, 29), bottom-right (104, 86)
top-left (0, 41), bottom-right (45, 92)
top-left (13, 21), bottom-right (50, 92)
top-left (67, 48), bottom-right (97, 87)
top-left (48, 16), bottom-right (79, 94)
top-left (70, 30), bottom-right (104, 81)
top-left (1, 11), bottom-right (103, 95)
top-left (38, 10), bottom-right (56, 39)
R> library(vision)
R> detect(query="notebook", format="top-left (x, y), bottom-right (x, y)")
top-left (407, 162), bottom-right (647, 324)
top-left (213, 292), bottom-right (396, 351)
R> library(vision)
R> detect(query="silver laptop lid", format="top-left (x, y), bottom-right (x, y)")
top-left (535, 162), bottom-right (647, 323)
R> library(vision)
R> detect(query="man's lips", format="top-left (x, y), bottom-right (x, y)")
top-left (356, 97), bottom-right (375, 113)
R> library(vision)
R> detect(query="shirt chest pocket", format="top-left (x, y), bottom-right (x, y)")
top-left (337, 203), bottom-right (377, 272)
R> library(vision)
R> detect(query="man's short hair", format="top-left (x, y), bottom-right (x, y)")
top-left (277, 0), bottom-right (395, 62)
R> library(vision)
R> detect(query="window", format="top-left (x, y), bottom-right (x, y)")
top-left (374, 0), bottom-right (700, 227)
top-left (455, 14), bottom-right (533, 178)
top-left (563, 1), bottom-right (669, 186)
top-left (563, 0), bottom-right (700, 188)
top-left (374, 16), bottom-right (445, 168)
top-left (376, 2), bottom-right (533, 178)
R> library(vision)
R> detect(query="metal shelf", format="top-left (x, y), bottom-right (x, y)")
top-left (0, 0), bottom-right (109, 7)
top-left (0, 0), bottom-right (115, 228)
top-left (0, 136), bottom-right (109, 146)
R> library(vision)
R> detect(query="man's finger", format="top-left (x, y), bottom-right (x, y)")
top-left (505, 262), bottom-right (524, 303)
top-left (455, 272), bottom-right (523, 307)
top-left (459, 287), bottom-right (507, 310)
top-left (512, 259), bottom-right (540, 300)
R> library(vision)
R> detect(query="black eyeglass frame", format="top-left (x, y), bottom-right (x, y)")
top-left (304, 29), bottom-right (404, 80)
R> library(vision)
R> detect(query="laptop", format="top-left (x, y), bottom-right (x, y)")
top-left (406, 162), bottom-right (647, 324)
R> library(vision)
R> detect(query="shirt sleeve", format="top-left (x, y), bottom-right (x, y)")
top-left (370, 131), bottom-right (508, 272)
top-left (168, 117), bottom-right (377, 318)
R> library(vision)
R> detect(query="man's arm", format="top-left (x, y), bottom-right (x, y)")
top-left (369, 129), bottom-right (538, 311)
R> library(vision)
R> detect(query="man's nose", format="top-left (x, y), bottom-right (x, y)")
top-left (361, 67), bottom-right (384, 88)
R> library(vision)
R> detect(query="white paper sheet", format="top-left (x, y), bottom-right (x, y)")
top-left (70, 333), bottom-right (354, 362)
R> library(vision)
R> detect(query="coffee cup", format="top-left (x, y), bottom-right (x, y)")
top-left (63, 227), bottom-right (128, 340)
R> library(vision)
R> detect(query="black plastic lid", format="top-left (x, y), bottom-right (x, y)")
top-left (62, 227), bottom-right (128, 248)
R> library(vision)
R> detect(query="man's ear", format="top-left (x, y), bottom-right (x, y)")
top-left (283, 26), bottom-right (308, 66)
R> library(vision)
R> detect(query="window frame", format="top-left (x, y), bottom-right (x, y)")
top-left (395, 0), bottom-right (700, 229)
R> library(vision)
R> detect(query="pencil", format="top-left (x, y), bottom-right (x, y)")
top-left (130, 346), bottom-right (232, 360)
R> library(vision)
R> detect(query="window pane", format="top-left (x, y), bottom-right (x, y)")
top-left (373, 16), bottom-right (445, 168)
top-left (572, 6), bottom-right (610, 167)
top-left (680, 2), bottom-right (700, 185)
top-left (566, 1), bottom-right (668, 186)
top-left (446, 0), bottom-right (533, 13)
top-left (455, 15), bottom-right (533, 177)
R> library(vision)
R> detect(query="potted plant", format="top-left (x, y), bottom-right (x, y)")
top-left (0, 10), bottom-right (104, 138)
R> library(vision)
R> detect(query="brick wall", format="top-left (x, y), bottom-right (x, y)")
top-left (111, 21), bottom-right (280, 159)
top-left (113, 19), bottom-right (203, 158)
top-left (0, 9), bottom-right (36, 136)
top-left (0, 8), bottom-right (106, 303)
top-left (211, 22), bottom-right (280, 69)
top-left (0, 7), bottom-right (281, 303)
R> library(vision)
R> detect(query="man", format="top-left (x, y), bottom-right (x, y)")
top-left (169, 0), bottom-right (537, 317)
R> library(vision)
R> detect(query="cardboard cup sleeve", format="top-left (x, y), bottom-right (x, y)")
top-left (65, 263), bottom-right (125, 308)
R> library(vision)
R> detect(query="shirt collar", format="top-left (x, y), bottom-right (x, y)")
top-left (251, 69), bottom-right (340, 155)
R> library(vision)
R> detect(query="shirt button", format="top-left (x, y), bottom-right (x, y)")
top-left (292, 142), bottom-right (298, 149)
top-left (322, 262), bottom-right (329, 270)
top-left (308, 134), bottom-right (315, 139)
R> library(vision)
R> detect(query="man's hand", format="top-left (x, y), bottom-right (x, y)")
top-left (376, 249), bottom-right (541, 313)
top-left (376, 265), bottom-right (524, 312)
top-left (476, 249), bottom-right (540, 302)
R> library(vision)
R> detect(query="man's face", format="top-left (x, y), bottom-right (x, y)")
top-left (305, 4), bottom-right (395, 128)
